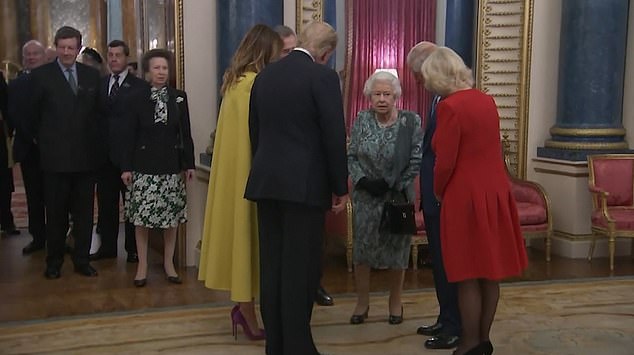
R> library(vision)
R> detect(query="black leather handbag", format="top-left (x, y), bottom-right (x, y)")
top-left (379, 192), bottom-right (417, 235)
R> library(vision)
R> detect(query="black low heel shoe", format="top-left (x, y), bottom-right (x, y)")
top-left (388, 306), bottom-right (403, 325)
top-left (480, 340), bottom-right (493, 355)
top-left (166, 275), bottom-right (182, 284)
top-left (349, 306), bottom-right (369, 324)
top-left (134, 278), bottom-right (147, 287)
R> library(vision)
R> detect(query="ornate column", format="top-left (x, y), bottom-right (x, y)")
top-left (445, 0), bottom-right (475, 68)
top-left (0, 0), bottom-right (19, 65)
top-left (217, 0), bottom-right (283, 89)
top-left (537, 0), bottom-right (630, 161)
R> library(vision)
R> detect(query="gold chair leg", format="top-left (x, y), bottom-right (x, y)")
top-left (609, 236), bottom-right (615, 271)
top-left (346, 245), bottom-right (353, 273)
top-left (545, 232), bottom-right (552, 262)
top-left (588, 232), bottom-right (597, 262)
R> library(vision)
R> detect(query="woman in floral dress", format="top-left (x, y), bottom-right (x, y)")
top-left (120, 49), bottom-right (195, 287)
top-left (347, 71), bottom-right (423, 325)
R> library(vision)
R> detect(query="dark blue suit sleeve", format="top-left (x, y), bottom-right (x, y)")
top-left (313, 69), bottom-right (348, 196)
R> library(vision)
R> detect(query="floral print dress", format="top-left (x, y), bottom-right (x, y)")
top-left (347, 110), bottom-right (423, 269)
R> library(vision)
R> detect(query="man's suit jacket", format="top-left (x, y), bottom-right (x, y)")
top-left (245, 50), bottom-right (348, 209)
top-left (420, 95), bottom-right (441, 216)
top-left (99, 72), bottom-right (149, 168)
top-left (0, 72), bottom-right (9, 169)
top-left (0, 72), bottom-right (7, 123)
top-left (120, 86), bottom-right (195, 175)
top-left (7, 72), bottom-right (36, 162)
top-left (28, 61), bottom-right (106, 172)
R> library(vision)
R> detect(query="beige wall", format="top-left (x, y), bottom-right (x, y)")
top-left (526, 0), bottom-right (561, 181)
top-left (182, 0), bottom-right (217, 266)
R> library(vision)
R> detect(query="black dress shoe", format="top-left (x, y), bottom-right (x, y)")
top-left (315, 286), bottom-right (334, 306)
top-left (480, 340), bottom-right (493, 355)
top-left (417, 322), bottom-right (443, 336)
top-left (166, 275), bottom-right (182, 284)
top-left (425, 334), bottom-right (460, 349)
top-left (89, 250), bottom-right (117, 261)
top-left (388, 306), bottom-right (403, 325)
top-left (350, 306), bottom-right (369, 324)
top-left (127, 253), bottom-right (139, 263)
top-left (23, 241), bottom-right (45, 255)
top-left (74, 264), bottom-right (98, 277)
top-left (44, 267), bottom-right (61, 279)
top-left (134, 278), bottom-right (147, 287)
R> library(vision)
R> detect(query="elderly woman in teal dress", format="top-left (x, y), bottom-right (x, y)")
top-left (347, 71), bottom-right (423, 325)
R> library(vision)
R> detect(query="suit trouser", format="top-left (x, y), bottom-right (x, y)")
top-left (96, 160), bottom-right (136, 255)
top-left (0, 166), bottom-right (15, 231)
top-left (424, 213), bottom-right (461, 336)
top-left (257, 200), bottom-right (324, 355)
top-left (20, 148), bottom-right (46, 244)
top-left (44, 171), bottom-right (95, 268)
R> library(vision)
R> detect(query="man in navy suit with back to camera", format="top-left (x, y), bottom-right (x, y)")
top-left (245, 21), bottom-right (349, 355)
top-left (407, 41), bottom-right (461, 350)
top-left (7, 40), bottom-right (48, 255)
top-left (91, 40), bottom-right (148, 263)
top-left (28, 26), bottom-right (105, 279)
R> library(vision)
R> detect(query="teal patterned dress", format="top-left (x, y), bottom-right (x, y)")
top-left (347, 110), bottom-right (423, 269)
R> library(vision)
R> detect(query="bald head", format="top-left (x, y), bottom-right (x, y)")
top-left (407, 41), bottom-right (437, 83)
top-left (298, 21), bottom-right (337, 64)
top-left (22, 40), bottom-right (46, 70)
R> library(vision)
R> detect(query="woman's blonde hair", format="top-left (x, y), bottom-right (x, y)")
top-left (221, 24), bottom-right (282, 95)
top-left (420, 46), bottom-right (474, 96)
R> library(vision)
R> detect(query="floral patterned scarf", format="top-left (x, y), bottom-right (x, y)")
top-left (150, 86), bottom-right (168, 124)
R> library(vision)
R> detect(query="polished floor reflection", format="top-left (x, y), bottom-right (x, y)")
top-left (1, 230), bottom-right (633, 323)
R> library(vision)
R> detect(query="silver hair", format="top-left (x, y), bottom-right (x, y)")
top-left (363, 71), bottom-right (402, 99)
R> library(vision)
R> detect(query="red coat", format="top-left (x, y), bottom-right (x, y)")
top-left (432, 89), bottom-right (528, 282)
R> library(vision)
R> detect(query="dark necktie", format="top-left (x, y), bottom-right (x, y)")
top-left (109, 74), bottom-right (120, 99)
top-left (66, 68), bottom-right (77, 95)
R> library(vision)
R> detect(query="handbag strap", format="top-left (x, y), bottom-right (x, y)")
top-left (387, 112), bottom-right (415, 194)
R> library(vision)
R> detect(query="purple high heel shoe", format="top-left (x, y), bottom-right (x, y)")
top-left (231, 306), bottom-right (265, 341)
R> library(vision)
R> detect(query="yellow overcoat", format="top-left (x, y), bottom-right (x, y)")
top-left (198, 72), bottom-right (259, 301)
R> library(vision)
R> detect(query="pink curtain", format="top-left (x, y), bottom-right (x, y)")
top-left (344, 0), bottom-right (436, 133)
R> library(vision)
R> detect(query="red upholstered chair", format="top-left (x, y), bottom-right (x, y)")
top-left (411, 176), bottom-right (428, 270)
top-left (503, 143), bottom-right (552, 261)
top-left (323, 179), bottom-right (354, 272)
top-left (587, 154), bottom-right (634, 271)
top-left (323, 177), bottom-right (428, 272)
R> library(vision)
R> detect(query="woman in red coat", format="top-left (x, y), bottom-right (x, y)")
top-left (421, 47), bottom-right (528, 355)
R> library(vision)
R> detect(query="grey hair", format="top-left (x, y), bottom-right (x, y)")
top-left (363, 71), bottom-right (402, 99)
top-left (22, 40), bottom-right (45, 54)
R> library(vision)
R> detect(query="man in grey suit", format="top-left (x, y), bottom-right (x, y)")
top-left (29, 26), bottom-right (105, 279)
top-left (245, 21), bottom-right (348, 355)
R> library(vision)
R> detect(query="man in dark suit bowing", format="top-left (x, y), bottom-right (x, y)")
top-left (28, 26), bottom-right (106, 279)
top-left (0, 71), bottom-right (19, 238)
top-left (407, 41), bottom-right (461, 350)
top-left (245, 21), bottom-right (349, 355)
top-left (91, 40), bottom-right (148, 263)
top-left (7, 40), bottom-right (48, 254)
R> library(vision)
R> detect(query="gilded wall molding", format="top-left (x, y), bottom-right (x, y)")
top-left (295, 0), bottom-right (323, 34)
top-left (549, 127), bottom-right (626, 137)
top-left (476, 0), bottom-right (534, 178)
top-left (174, 0), bottom-right (184, 89)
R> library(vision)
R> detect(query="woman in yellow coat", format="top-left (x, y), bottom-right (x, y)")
top-left (198, 24), bottom-right (282, 340)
